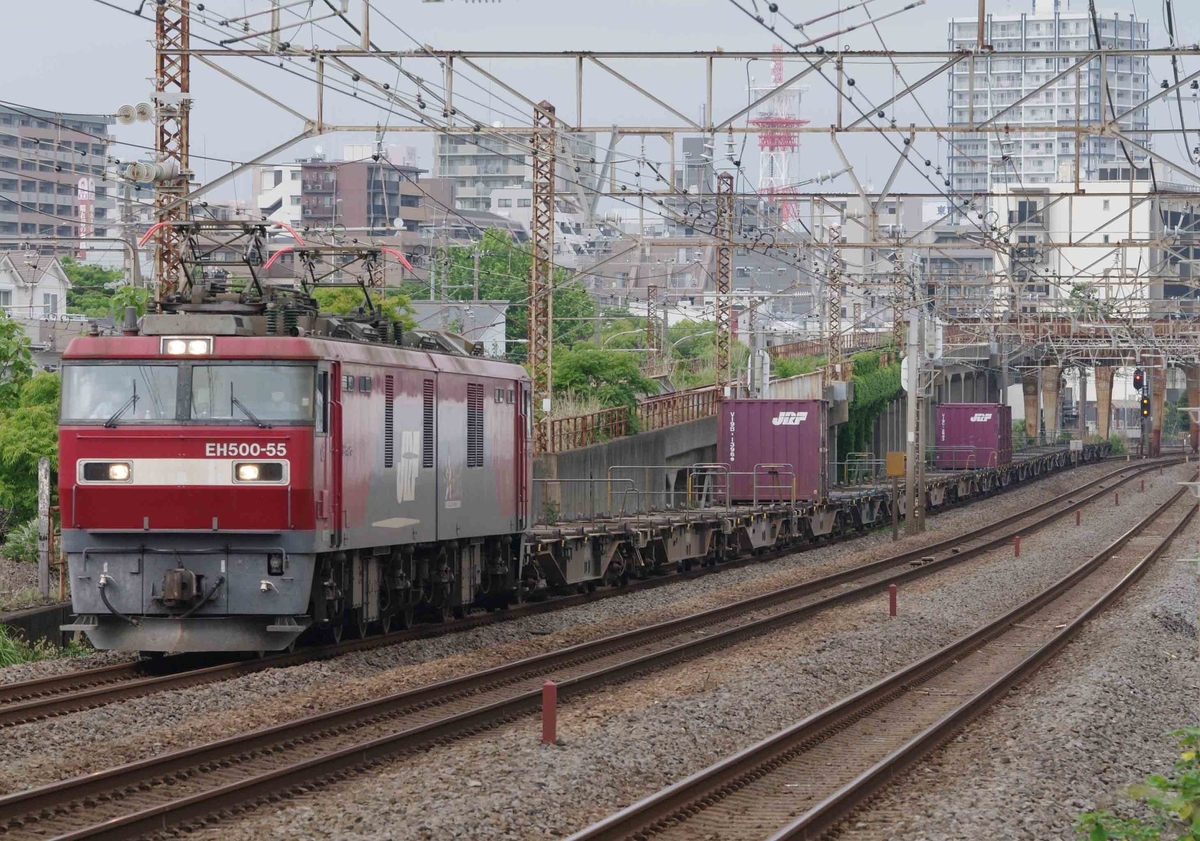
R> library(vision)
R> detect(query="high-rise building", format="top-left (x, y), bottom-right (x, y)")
top-left (0, 103), bottom-right (115, 255)
top-left (433, 130), bottom-right (598, 213)
top-left (947, 5), bottom-right (1149, 193)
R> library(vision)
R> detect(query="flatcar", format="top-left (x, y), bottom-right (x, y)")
top-left (59, 311), bottom-right (531, 653)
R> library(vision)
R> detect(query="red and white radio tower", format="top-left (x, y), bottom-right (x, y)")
top-left (748, 45), bottom-right (810, 227)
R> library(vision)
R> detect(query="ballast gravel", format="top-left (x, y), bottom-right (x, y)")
top-left (0, 459), bottom-right (1141, 795)
top-left (835, 509), bottom-right (1200, 840)
top-left (171, 464), bottom-right (1193, 841)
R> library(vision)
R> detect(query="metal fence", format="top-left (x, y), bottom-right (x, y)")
top-left (540, 385), bottom-right (722, 454)
top-left (541, 406), bottom-right (628, 453)
top-left (768, 330), bottom-right (888, 361)
top-left (637, 386), bottom-right (719, 432)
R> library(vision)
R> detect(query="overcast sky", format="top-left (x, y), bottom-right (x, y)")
top-left (5, 0), bottom-right (1200, 203)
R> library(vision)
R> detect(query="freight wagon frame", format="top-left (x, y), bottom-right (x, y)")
top-left (522, 442), bottom-right (1109, 591)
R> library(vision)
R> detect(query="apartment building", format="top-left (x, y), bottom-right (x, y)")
top-left (947, 6), bottom-right (1150, 193)
top-left (0, 103), bottom-right (115, 255)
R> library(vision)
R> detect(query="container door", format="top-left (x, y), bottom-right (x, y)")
top-left (331, 362), bottom-right (344, 549)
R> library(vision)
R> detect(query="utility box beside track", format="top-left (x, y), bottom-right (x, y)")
top-left (719, 399), bottom-right (828, 503)
top-left (935, 402), bottom-right (1012, 469)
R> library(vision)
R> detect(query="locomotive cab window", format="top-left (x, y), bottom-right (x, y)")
top-left (61, 364), bottom-right (179, 423)
top-left (316, 370), bottom-right (329, 433)
top-left (191, 364), bottom-right (315, 423)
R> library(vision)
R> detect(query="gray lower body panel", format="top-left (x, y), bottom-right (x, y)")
top-left (62, 614), bottom-right (310, 653)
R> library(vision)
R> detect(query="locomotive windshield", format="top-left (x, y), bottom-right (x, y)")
top-left (62, 362), bottom-right (315, 424)
top-left (191, 365), bottom-right (314, 422)
top-left (61, 364), bottom-right (179, 422)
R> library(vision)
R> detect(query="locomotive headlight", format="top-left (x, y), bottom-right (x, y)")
top-left (267, 553), bottom-right (284, 576)
top-left (233, 462), bottom-right (286, 483)
top-left (80, 461), bottom-right (133, 482)
top-left (160, 336), bottom-right (212, 355)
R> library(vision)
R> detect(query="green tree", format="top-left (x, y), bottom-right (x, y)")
top-left (0, 316), bottom-right (33, 413)
top-left (312, 287), bottom-right (416, 329)
top-left (436, 229), bottom-right (597, 360)
top-left (0, 372), bottom-right (58, 524)
top-left (60, 257), bottom-right (125, 318)
top-left (109, 286), bottom-right (152, 319)
top-left (552, 344), bottom-right (656, 411)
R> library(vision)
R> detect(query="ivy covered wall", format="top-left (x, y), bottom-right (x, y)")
top-left (835, 350), bottom-right (902, 481)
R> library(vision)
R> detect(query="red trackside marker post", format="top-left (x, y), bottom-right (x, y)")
top-left (1141, 479), bottom-right (1145, 492)
top-left (1014, 535), bottom-right (1021, 556)
top-left (888, 583), bottom-right (897, 617)
top-left (1076, 510), bottom-right (1081, 526)
top-left (1115, 492), bottom-right (1120, 506)
top-left (542, 681), bottom-right (557, 744)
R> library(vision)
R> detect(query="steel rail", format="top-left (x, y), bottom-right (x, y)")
top-left (568, 483), bottom-right (1197, 841)
top-left (0, 461), bottom-right (1177, 840)
top-left (0, 451), bottom-right (1142, 728)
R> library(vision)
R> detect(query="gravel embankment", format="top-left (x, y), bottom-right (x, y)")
top-left (173, 464), bottom-right (1193, 841)
top-left (0, 460), bottom-right (1142, 796)
top-left (0, 556), bottom-right (41, 610)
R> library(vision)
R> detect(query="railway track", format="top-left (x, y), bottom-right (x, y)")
top-left (568, 480), bottom-right (1198, 841)
top-left (0, 461), bottom-right (1182, 840)
top-left (0, 456), bottom-right (1170, 730)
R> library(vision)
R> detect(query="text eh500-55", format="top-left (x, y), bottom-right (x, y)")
top-left (205, 442), bottom-right (288, 457)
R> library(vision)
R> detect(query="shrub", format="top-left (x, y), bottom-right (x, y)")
top-left (2, 519), bottom-right (37, 564)
top-left (1108, 433), bottom-right (1128, 456)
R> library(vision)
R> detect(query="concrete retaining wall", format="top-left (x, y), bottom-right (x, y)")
top-left (534, 416), bottom-right (718, 523)
top-left (1, 602), bottom-right (70, 648)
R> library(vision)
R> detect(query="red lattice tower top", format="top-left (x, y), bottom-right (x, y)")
top-left (750, 46), bottom-right (809, 151)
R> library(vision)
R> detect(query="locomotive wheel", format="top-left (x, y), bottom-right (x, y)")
top-left (356, 612), bottom-right (370, 639)
top-left (397, 605), bottom-right (416, 629)
top-left (328, 622), bottom-right (345, 645)
top-left (380, 613), bottom-right (393, 635)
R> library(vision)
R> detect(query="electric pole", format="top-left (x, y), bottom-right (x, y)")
top-left (714, 172), bottom-right (734, 396)
top-left (153, 0), bottom-right (191, 300)
top-left (529, 100), bottom-right (556, 453)
top-left (905, 308), bottom-right (921, 535)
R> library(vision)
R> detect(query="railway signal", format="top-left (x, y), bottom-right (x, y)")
top-left (1133, 368), bottom-right (1145, 391)
top-left (1141, 395), bottom-right (1151, 417)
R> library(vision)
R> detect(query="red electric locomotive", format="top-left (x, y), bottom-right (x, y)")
top-left (59, 310), bottom-right (531, 653)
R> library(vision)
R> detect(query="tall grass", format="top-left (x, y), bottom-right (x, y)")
top-left (549, 390), bottom-right (608, 419)
top-left (0, 625), bottom-right (88, 667)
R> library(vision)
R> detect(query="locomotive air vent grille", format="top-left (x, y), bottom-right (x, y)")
top-left (467, 382), bottom-right (484, 468)
top-left (384, 375), bottom-right (395, 469)
top-left (423, 379), bottom-right (435, 468)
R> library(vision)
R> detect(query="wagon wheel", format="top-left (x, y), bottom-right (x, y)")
top-left (380, 612), bottom-right (393, 635)
top-left (328, 621), bottom-right (345, 645)
top-left (355, 610), bottom-right (371, 639)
